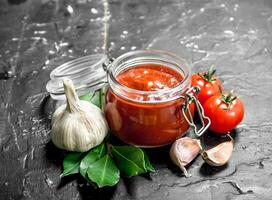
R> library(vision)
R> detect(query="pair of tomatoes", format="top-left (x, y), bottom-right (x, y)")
top-left (191, 67), bottom-right (244, 134)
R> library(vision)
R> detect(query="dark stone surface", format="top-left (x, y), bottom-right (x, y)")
top-left (1, 0), bottom-right (272, 199)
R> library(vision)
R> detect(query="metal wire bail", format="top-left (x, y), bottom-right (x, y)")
top-left (181, 86), bottom-right (211, 137)
top-left (102, 57), bottom-right (115, 72)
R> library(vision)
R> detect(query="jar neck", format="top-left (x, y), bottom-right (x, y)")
top-left (107, 50), bottom-right (191, 104)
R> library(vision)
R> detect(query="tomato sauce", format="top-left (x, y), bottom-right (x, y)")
top-left (116, 65), bottom-right (183, 91)
top-left (105, 64), bottom-right (192, 147)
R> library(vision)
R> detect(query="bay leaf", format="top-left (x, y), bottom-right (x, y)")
top-left (87, 154), bottom-right (120, 188)
top-left (60, 152), bottom-right (85, 177)
top-left (143, 152), bottom-right (155, 172)
top-left (79, 143), bottom-right (106, 178)
top-left (79, 92), bottom-right (93, 101)
top-left (110, 145), bottom-right (155, 177)
top-left (79, 90), bottom-right (101, 108)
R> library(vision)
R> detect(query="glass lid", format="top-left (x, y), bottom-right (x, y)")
top-left (46, 54), bottom-right (108, 100)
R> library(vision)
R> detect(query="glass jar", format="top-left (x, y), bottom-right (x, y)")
top-left (45, 50), bottom-right (209, 147)
top-left (105, 50), bottom-right (209, 147)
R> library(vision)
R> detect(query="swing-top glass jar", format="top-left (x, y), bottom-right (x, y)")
top-left (105, 50), bottom-right (209, 147)
top-left (46, 50), bottom-right (210, 148)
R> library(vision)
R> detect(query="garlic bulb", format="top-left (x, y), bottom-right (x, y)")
top-left (202, 135), bottom-right (234, 166)
top-left (51, 78), bottom-right (108, 152)
top-left (170, 137), bottom-right (201, 177)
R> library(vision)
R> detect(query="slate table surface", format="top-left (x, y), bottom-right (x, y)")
top-left (1, 0), bottom-right (272, 199)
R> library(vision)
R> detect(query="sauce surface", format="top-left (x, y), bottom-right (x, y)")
top-left (116, 64), bottom-right (183, 91)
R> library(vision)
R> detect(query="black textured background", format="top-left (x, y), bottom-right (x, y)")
top-left (1, 0), bottom-right (272, 199)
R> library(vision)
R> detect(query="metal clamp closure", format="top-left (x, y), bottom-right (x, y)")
top-left (181, 86), bottom-right (211, 137)
top-left (102, 57), bottom-right (115, 72)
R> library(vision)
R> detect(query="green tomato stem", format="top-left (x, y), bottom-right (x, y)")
top-left (218, 87), bottom-right (237, 109)
top-left (199, 65), bottom-right (217, 82)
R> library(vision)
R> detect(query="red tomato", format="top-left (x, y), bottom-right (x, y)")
top-left (203, 91), bottom-right (244, 134)
top-left (191, 67), bottom-right (223, 105)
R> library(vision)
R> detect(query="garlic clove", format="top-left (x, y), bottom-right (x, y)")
top-left (202, 135), bottom-right (234, 166)
top-left (170, 137), bottom-right (201, 177)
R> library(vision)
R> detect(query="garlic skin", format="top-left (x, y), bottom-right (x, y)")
top-left (170, 137), bottom-right (201, 177)
top-left (202, 135), bottom-right (234, 166)
top-left (51, 79), bottom-right (108, 152)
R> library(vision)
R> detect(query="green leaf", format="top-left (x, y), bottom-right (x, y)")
top-left (79, 92), bottom-right (93, 101)
top-left (60, 152), bottom-right (85, 177)
top-left (79, 143), bottom-right (106, 178)
top-left (143, 151), bottom-right (155, 172)
top-left (110, 145), bottom-right (155, 177)
top-left (87, 155), bottom-right (120, 188)
top-left (79, 90), bottom-right (101, 108)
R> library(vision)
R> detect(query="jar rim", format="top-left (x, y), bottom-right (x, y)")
top-left (108, 50), bottom-right (191, 104)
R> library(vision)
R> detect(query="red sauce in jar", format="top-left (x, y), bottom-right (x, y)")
top-left (105, 64), bottom-right (193, 147)
top-left (116, 65), bottom-right (183, 91)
